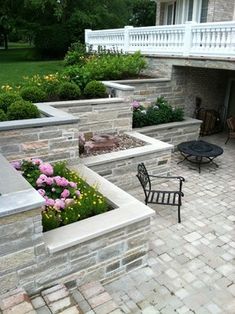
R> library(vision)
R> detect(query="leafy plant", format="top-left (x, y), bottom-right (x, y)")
top-left (7, 100), bottom-right (40, 120)
top-left (20, 86), bottom-right (47, 103)
top-left (84, 80), bottom-right (107, 99)
top-left (64, 51), bottom-right (147, 89)
top-left (0, 109), bottom-right (7, 121)
top-left (132, 97), bottom-right (184, 128)
top-left (58, 82), bottom-right (81, 100)
top-left (0, 92), bottom-right (22, 112)
top-left (12, 159), bottom-right (109, 232)
top-left (64, 41), bottom-right (87, 66)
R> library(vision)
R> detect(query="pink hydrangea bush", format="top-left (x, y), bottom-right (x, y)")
top-left (11, 159), bottom-right (109, 231)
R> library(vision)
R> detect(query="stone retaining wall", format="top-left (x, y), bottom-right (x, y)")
top-left (0, 104), bottom-right (79, 164)
top-left (83, 132), bottom-right (173, 191)
top-left (135, 118), bottom-right (202, 148)
top-left (0, 157), bottom-right (154, 295)
top-left (105, 78), bottom-right (185, 109)
top-left (51, 98), bottom-right (132, 134)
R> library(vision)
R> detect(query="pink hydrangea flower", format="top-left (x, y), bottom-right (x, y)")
top-left (11, 161), bottom-right (21, 170)
top-left (75, 190), bottom-right (81, 197)
top-left (36, 174), bottom-right (48, 186)
top-left (32, 158), bottom-right (43, 165)
top-left (69, 181), bottom-right (77, 188)
top-left (46, 198), bottom-right (55, 206)
top-left (131, 101), bottom-right (140, 109)
top-left (61, 189), bottom-right (70, 198)
top-left (38, 189), bottom-right (46, 197)
top-left (54, 199), bottom-right (65, 210)
top-left (39, 163), bottom-right (54, 176)
top-left (54, 176), bottom-right (69, 187)
top-left (46, 177), bottom-right (54, 186)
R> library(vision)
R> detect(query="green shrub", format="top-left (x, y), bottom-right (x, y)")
top-left (64, 41), bottom-right (87, 66)
top-left (7, 100), bottom-right (40, 120)
top-left (84, 80), bottom-right (107, 99)
top-left (58, 82), bottom-right (81, 100)
top-left (64, 51), bottom-right (147, 89)
top-left (132, 97), bottom-right (184, 128)
top-left (20, 86), bottom-right (47, 103)
top-left (0, 109), bottom-right (7, 121)
top-left (0, 93), bottom-right (22, 112)
top-left (43, 81), bottom-right (61, 101)
top-left (171, 107), bottom-right (184, 122)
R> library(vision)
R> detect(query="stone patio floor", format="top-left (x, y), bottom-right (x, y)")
top-left (104, 133), bottom-right (235, 314)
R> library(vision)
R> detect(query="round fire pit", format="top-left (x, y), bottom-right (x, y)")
top-left (177, 140), bottom-right (223, 173)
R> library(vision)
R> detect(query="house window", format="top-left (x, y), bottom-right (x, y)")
top-left (187, 0), bottom-right (194, 21)
top-left (164, 2), bottom-right (176, 25)
top-left (167, 4), bottom-right (174, 24)
top-left (200, 0), bottom-right (209, 23)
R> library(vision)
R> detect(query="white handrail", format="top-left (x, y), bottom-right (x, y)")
top-left (85, 22), bottom-right (235, 58)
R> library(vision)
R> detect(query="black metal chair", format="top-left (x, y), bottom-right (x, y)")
top-left (136, 163), bottom-right (185, 223)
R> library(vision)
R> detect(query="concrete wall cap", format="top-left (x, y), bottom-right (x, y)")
top-left (0, 104), bottom-right (78, 131)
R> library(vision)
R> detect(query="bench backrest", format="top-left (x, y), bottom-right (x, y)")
top-left (136, 163), bottom-right (151, 196)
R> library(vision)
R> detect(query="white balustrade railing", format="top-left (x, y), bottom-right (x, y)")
top-left (85, 21), bottom-right (235, 58)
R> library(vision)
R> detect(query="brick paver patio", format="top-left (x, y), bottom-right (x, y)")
top-left (104, 133), bottom-right (235, 314)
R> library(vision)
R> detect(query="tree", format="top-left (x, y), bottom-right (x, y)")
top-left (129, 0), bottom-right (156, 27)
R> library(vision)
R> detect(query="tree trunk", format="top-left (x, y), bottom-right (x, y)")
top-left (4, 33), bottom-right (8, 50)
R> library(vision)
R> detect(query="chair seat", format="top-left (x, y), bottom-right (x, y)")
top-left (146, 190), bottom-right (182, 206)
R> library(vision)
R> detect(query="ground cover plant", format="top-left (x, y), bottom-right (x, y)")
top-left (12, 159), bottom-right (109, 232)
top-left (132, 97), bottom-right (184, 128)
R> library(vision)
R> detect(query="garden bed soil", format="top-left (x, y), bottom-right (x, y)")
top-left (80, 133), bottom-right (146, 157)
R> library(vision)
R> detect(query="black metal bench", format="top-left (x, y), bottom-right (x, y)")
top-left (136, 163), bottom-right (185, 223)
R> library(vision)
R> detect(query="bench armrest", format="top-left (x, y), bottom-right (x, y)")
top-left (149, 175), bottom-right (185, 182)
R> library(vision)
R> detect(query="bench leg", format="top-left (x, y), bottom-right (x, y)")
top-left (178, 205), bottom-right (181, 223)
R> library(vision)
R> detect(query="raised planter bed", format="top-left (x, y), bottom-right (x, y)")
top-left (82, 131), bottom-right (173, 191)
top-left (135, 117), bottom-right (202, 149)
top-left (0, 154), bottom-right (154, 295)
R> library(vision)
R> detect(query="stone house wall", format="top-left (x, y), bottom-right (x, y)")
top-left (143, 57), bottom-right (234, 119)
top-left (155, 0), bottom-right (235, 25)
top-left (207, 0), bottom-right (235, 22)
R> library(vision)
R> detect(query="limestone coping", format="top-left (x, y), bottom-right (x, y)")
top-left (43, 164), bottom-right (155, 253)
top-left (0, 103), bottom-right (78, 131)
top-left (0, 154), bottom-right (45, 217)
top-left (82, 131), bottom-right (173, 166)
top-left (109, 78), bottom-right (171, 84)
top-left (102, 81), bottom-right (135, 91)
top-left (135, 117), bottom-right (202, 133)
top-left (38, 97), bottom-right (125, 108)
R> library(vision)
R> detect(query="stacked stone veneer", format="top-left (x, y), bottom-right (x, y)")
top-left (142, 57), bottom-right (235, 117)
top-left (0, 158), bottom-right (154, 296)
top-left (52, 98), bottom-right (132, 134)
top-left (0, 208), bottom-right (150, 295)
top-left (0, 123), bottom-right (79, 164)
top-left (83, 132), bottom-right (173, 191)
top-left (135, 118), bottom-right (202, 148)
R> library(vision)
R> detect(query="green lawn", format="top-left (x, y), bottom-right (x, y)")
top-left (0, 45), bottom-right (64, 86)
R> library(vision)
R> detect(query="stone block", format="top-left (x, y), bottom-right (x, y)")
top-left (0, 248), bottom-right (35, 274)
top-left (98, 243), bottom-right (124, 262)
